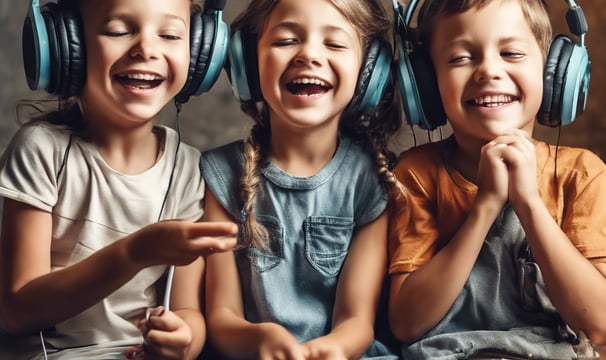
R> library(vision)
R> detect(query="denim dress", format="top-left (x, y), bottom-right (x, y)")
top-left (201, 138), bottom-right (398, 359)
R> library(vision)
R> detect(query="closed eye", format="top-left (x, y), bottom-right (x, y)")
top-left (501, 51), bottom-right (525, 59)
top-left (160, 34), bottom-right (182, 40)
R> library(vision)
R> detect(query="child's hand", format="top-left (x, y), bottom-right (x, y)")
top-left (125, 306), bottom-right (191, 360)
top-left (127, 220), bottom-right (238, 267)
top-left (477, 138), bottom-right (509, 206)
top-left (257, 322), bottom-right (308, 360)
top-left (303, 337), bottom-right (347, 360)
top-left (489, 129), bottom-right (539, 207)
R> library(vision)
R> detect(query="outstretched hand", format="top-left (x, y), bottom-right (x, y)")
top-left (126, 220), bottom-right (238, 268)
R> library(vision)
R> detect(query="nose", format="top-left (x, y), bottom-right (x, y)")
top-left (293, 41), bottom-right (323, 66)
top-left (129, 31), bottom-right (159, 59)
top-left (473, 54), bottom-right (503, 82)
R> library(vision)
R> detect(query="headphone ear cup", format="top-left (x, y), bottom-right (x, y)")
top-left (349, 39), bottom-right (392, 117)
top-left (37, 3), bottom-right (85, 98)
top-left (227, 30), bottom-right (262, 102)
top-left (176, 8), bottom-right (229, 103)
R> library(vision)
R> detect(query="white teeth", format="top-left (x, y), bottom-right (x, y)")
top-left (291, 78), bottom-right (327, 87)
top-left (123, 73), bottom-right (161, 81)
top-left (474, 95), bottom-right (514, 105)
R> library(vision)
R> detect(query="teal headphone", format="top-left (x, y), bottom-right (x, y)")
top-left (393, 0), bottom-right (591, 130)
top-left (226, 18), bottom-right (393, 117)
top-left (22, 0), bottom-right (229, 102)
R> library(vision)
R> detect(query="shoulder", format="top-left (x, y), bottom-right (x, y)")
top-left (538, 142), bottom-right (606, 181)
top-left (9, 121), bottom-right (71, 149)
top-left (1, 122), bottom-right (72, 167)
top-left (393, 139), bottom-right (447, 181)
top-left (200, 140), bottom-right (245, 174)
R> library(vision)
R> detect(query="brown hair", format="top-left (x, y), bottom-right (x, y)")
top-left (232, 0), bottom-right (405, 250)
top-left (416, 0), bottom-right (553, 59)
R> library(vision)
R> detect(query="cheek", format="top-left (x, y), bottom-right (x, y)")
top-left (173, 45), bottom-right (191, 86)
top-left (257, 52), bottom-right (283, 93)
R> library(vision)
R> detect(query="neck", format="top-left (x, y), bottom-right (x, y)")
top-left (268, 127), bottom-right (339, 177)
top-left (87, 121), bottom-right (160, 175)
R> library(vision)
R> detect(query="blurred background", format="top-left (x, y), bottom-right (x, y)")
top-left (2, 1), bottom-right (606, 160)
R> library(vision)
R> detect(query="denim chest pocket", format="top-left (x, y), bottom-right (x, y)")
top-left (240, 215), bottom-right (284, 273)
top-left (304, 216), bottom-right (354, 277)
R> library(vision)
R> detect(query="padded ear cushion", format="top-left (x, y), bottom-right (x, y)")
top-left (187, 13), bottom-right (215, 95)
top-left (409, 46), bottom-right (446, 129)
top-left (396, 40), bottom-right (446, 130)
top-left (176, 12), bottom-right (205, 103)
top-left (44, 3), bottom-right (70, 97)
top-left (42, 3), bottom-right (85, 98)
top-left (41, 8), bottom-right (61, 94)
top-left (60, 8), bottom-right (86, 97)
top-left (349, 39), bottom-right (392, 117)
top-left (227, 30), bottom-right (262, 102)
top-left (539, 35), bottom-right (573, 127)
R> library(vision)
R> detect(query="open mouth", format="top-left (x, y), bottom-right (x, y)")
top-left (285, 77), bottom-right (332, 96)
top-left (115, 73), bottom-right (163, 90)
top-left (469, 95), bottom-right (518, 107)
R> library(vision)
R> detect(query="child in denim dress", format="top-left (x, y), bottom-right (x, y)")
top-left (200, 0), bottom-right (404, 358)
top-left (388, 0), bottom-right (606, 359)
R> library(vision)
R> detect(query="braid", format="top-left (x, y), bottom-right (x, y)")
top-left (239, 101), bottom-right (271, 250)
top-left (370, 136), bottom-right (407, 202)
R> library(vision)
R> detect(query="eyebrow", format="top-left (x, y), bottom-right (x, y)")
top-left (444, 35), bottom-right (533, 48)
top-left (270, 21), bottom-right (352, 36)
top-left (104, 13), bottom-right (187, 26)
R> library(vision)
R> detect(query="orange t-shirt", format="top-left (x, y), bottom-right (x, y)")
top-left (388, 137), bottom-right (606, 275)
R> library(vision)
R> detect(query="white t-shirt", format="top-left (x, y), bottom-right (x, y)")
top-left (0, 122), bottom-right (204, 359)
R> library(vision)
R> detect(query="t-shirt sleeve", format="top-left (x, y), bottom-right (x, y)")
top-left (352, 153), bottom-right (388, 227)
top-left (0, 124), bottom-right (68, 212)
top-left (200, 141), bottom-right (244, 221)
top-left (388, 147), bottom-right (442, 275)
top-left (560, 149), bottom-right (606, 259)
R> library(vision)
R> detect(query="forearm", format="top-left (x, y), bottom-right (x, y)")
top-left (514, 197), bottom-right (606, 343)
top-left (322, 316), bottom-right (374, 360)
top-left (208, 309), bottom-right (287, 359)
top-left (1, 237), bottom-right (141, 334)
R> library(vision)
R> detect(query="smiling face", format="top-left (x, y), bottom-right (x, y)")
top-left (429, 0), bottom-right (545, 144)
top-left (256, 0), bottom-right (363, 135)
top-left (79, 0), bottom-right (190, 129)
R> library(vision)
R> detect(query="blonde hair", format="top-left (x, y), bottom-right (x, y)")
top-left (232, 0), bottom-right (405, 250)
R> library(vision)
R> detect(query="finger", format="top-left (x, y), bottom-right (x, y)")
top-left (188, 221), bottom-right (238, 238)
top-left (190, 236), bottom-right (237, 253)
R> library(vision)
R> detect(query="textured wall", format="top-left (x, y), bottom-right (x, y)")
top-left (1, 1), bottom-right (605, 157)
